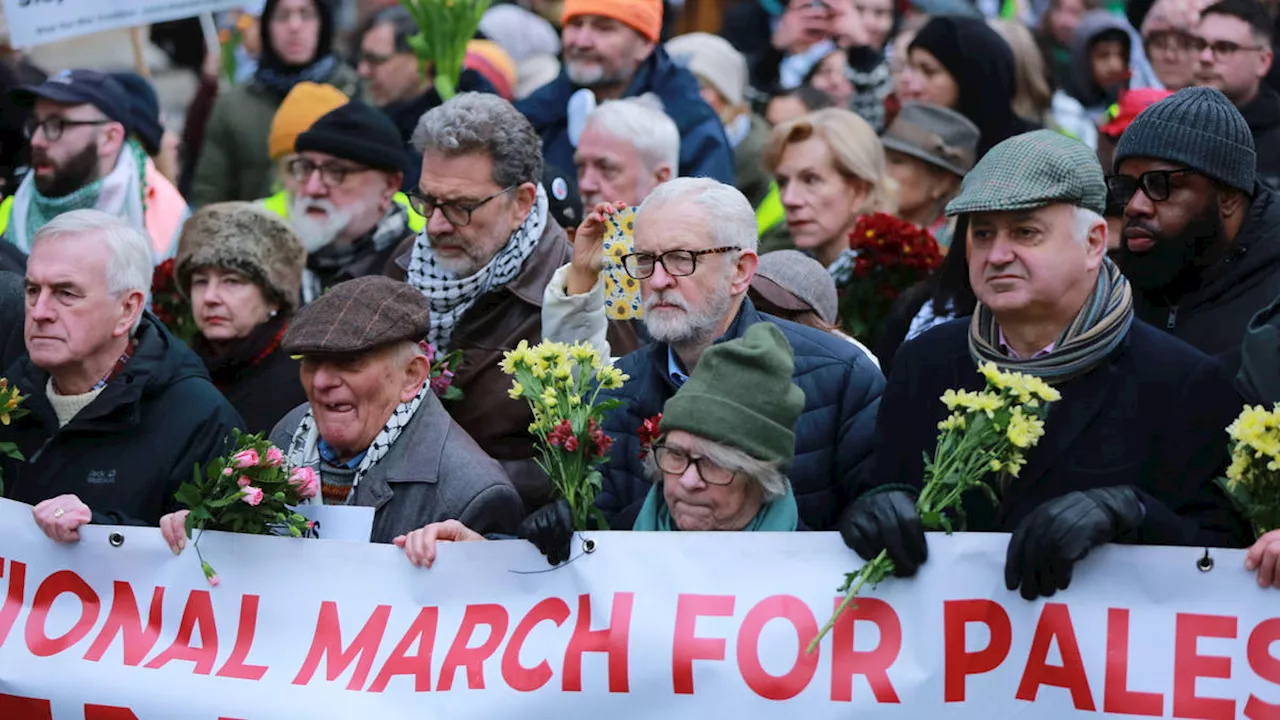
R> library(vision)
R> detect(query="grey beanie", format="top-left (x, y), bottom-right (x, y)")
top-left (1113, 86), bottom-right (1256, 193)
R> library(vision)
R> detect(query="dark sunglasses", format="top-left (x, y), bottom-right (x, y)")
top-left (1105, 168), bottom-right (1199, 206)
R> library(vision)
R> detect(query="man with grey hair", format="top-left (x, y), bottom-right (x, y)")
top-left (1, 209), bottom-right (241, 544)
top-left (575, 96), bottom-right (679, 208)
top-left (388, 92), bottom-right (637, 511)
top-left (521, 176), bottom-right (884, 555)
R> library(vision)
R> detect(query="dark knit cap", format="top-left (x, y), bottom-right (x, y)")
top-left (283, 276), bottom-right (430, 355)
top-left (111, 72), bottom-right (164, 156)
top-left (1113, 87), bottom-right (1256, 193)
top-left (660, 323), bottom-right (805, 465)
top-left (295, 100), bottom-right (406, 174)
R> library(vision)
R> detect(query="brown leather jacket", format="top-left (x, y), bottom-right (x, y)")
top-left (388, 221), bottom-right (638, 511)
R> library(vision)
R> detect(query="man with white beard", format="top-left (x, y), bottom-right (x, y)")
top-left (286, 100), bottom-right (415, 303)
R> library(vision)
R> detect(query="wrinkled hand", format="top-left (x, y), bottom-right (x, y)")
top-left (160, 510), bottom-right (191, 555)
top-left (394, 520), bottom-right (486, 568)
top-left (518, 499), bottom-right (574, 565)
top-left (1005, 486), bottom-right (1146, 600)
top-left (568, 201), bottom-right (627, 295)
top-left (1246, 529), bottom-right (1280, 588)
top-left (838, 490), bottom-right (927, 577)
top-left (32, 494), bottom-right (93, 543)
top-left (772, 1), bottom-right (834, 53)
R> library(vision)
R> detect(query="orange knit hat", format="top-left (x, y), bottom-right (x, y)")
top-left (268, 82), bottom-right (349, 161)
top-left (562, 0), bottom-right (663, 43)
top-left (466, 40), bottom-right (518, 100)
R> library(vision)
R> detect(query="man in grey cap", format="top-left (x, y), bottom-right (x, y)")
top-left (841, 129), bottom-right (1249, 600)
top-left (157, 275), bottom-right (524, 548)
top-left (1110, 86), bottom-right (1280, 376)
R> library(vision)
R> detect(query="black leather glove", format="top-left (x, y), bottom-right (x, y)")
top-left (838, 490), bottom-right (928, 577)
top-left (1005, 486), bottom-right (1147, 600)
top-left (517, 499), bottom-right (574, 565)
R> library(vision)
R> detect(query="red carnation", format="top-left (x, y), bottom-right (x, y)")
top-left (838, 213), bottom-right (944, 344)
top-left (637, 413), bottom-right (662, 457)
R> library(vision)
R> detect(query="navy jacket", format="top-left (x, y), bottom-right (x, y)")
top-left (597, 299), bottom-right (885, 531)
top-left (866, 318), bottom-right (1250, 547)
top-left (516, 47), bottom-right (735, 186)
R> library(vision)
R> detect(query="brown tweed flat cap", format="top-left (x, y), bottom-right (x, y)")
top-left (283, 277), bottom-right (431, 355)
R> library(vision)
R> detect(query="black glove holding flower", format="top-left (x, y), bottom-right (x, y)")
top-left (838, 490), bottom-right (928, 577)
top-left (517, 498), bottom-right (574, 565)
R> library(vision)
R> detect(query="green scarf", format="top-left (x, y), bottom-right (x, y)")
top-left (26, 179), bottom-right (103, 242)
top-left (969, 257), bottom-right (1133, 385)
top-left (633, 482), bottom-right (800, 531)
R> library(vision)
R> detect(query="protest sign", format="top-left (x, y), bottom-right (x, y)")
top-left (2, 0), bottom-right (245, 48)
top-left (0, 498), bottom-right (1276, 718)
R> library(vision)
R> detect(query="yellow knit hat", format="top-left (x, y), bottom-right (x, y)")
top-left (267, 82), bottom-right (349, 161)
top-left (562, 0), bottom-right (663, 43)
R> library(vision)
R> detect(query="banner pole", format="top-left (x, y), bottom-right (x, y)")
top-left (129, 26), bottom-right (152, 80)
top-left (199, 12), bottom-right (221, 64)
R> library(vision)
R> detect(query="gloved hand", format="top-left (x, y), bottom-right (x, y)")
top-left (838, 490), bottom-right (927, 577)
top-left (517, 499), bottom-right (574, 565)
top-left (1005, 486), bottom-right (1146, 600)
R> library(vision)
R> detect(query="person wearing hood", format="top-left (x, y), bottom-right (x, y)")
top-left (1194, 0), bottom-right (1280, 191)
top-left (192, 0), bottom-right (360, 207)
top-left (3, 210), bottom-right (243, 543)
top-left (896, 16), bottom-right (1039, 158)
top-left (515, 0), bottom-right (734, 186)
top-left (1111, 86), bottom-right (1280, 375)
top-left (1052, 11), bottom-right (1139, 149)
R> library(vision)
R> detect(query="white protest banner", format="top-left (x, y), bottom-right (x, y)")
top-left (2, 0), bottom-right (246, 48)
top-left (0, 496), bottom-right (1277, 719)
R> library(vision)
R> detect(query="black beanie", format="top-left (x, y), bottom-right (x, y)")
top-left (111, 72), bottom-right (164, 156)
top-left (295, 101), bottom-right (406, 174)
top-left (259, 0), bottom-right (335, 71)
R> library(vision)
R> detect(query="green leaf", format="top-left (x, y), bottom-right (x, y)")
top-left (920, 510), bottom-right (943, 529)
top-left (190, 505), bottom-right (213, 522)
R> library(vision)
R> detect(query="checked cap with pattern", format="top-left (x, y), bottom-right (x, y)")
top-left (945, 130), bottom-right (1107, 217)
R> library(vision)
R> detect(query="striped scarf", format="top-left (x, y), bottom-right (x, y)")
top-left (969, 257), bottom-right (1133, 385)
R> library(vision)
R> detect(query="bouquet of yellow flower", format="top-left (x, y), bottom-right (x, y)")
top-left (501, 340), bottom-right (628, 530)
top-left (0, 377), bottom-right (29, 495)
top-left (400, 0), bottom-right (490, 101)
top-left (809, 363), bottom-right (1060, 651)
top-left (1223, 404), bottom-right (1280, 535)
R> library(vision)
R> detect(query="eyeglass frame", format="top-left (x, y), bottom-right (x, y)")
top-left (24, 117), bottom-right (112, 142)
top-left (405, 185), bottom-right (518, 227)
top-left (1143, 29), bottom-right (1196, 54)
top-left (1189, 36), bottom-right (1267, 59)
top-left (621, 247), bottom-right (741, 280)
top-left (1105, 167), bottom-right (1200, 206)
top-left (286, 156), bottom-right (375, 188)
top-left (651, 444), bottom-right (738, 486)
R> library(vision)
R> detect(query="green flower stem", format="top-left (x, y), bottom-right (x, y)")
top-left (808, 548), bottom-right (889, 653)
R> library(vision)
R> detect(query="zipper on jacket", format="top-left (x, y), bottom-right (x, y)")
top-left (1167, 305), bottom-right (1179, 330)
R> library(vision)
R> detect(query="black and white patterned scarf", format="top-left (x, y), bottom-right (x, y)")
top-left (405, 184), bottom-right (548, 350)
top-left (285, 384), bottom-right (428, 505)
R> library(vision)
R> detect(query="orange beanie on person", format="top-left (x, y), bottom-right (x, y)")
top-left (561, 0), bottom-right (663, 43)
top-left (267, 82), bottom-right (350, 161)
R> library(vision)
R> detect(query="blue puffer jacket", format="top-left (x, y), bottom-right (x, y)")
top-left (596, 299), bottom-right (885, 531)
top-left (516, 47), bottom-right (735, 185)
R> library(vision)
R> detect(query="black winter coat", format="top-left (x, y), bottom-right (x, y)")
top-left (0, 314), bottom-right (244, 526)
top-left (866, 318), bottom-right (1250, 547)
top-left (597, 299), bottom-right (885, 531)
top-left (192, 315), bottom-right (306, 435)
top-left (1131, 185), bottom-right (1280, 377)
top-left (1240, 85), bottom-right (1280, 194)
top-left (0, 271), bottom-right (23, 371)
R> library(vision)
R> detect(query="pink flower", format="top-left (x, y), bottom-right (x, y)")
top-left (240, 486), bottom-right (264, 506)
top-left (237, 475), bottom-right (252, 487)
top-left (207, 574), bottom-right (221, 587)
top-left (419, 340), bottom-right (436, 365)
top-left (221, 467), bottom-right (234, 477)
top-left (289, 466), bottom-right (320, 499)
top-left (232, 449), bottom-right (260, 469)
top-left (264, 447), bottom-right (285, 467)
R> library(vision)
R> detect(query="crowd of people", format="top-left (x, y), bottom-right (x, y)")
top-left (6, 0), bottom-right (1280, 597)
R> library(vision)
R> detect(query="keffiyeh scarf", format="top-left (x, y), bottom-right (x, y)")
top-left (969, 257), bottom-right (1134, 385)
top-left (285, 385), bottom-right (429, 505)
top-left (406, 184), bottom-right (548, 350)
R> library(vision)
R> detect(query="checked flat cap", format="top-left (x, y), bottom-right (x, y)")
top-left (946, 130), bottom-right (1107, 217)
top-left (283, 276), bottom-right (431, 356)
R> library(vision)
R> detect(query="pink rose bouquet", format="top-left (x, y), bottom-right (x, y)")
top-left (174, 430), bottom-right (317, 584)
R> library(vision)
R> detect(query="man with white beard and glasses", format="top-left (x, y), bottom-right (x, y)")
top-left (287, 99), bottom-right (414, 303)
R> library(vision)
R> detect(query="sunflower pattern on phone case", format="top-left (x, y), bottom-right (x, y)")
top-left (602, 206), bottom-right (642, 320)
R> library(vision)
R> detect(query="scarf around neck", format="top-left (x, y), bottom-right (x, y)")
top-left (633, 481), bottom-right (800, 531)
top-left (406, 184), bottom-right (548, 351)
top-left (302, 202), bottom-right (409, 304)
top-left (255, 53), bottom-right (339, 96)
top-left (285, 383), bottom-right (429, 507)
top-left (969, 257), bottom-right (1134, 385)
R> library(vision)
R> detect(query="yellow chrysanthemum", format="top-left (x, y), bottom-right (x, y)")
top-left (937, 412), bottom-right (966, 432)
top-left (500, 340), bottom-right (534, 375)
top-left (569, 394), bottom-right (582, 407)
top-left (570, 342), bottom-right (600, 367)
top-left (989, 459), bottom-right (1002, 472)
top-left (508, 381), bottom-right (524, 400)
top-left (1005, 453), bottom-right (1027, 477)
top-left (541, 387), bottom-right (558, 408)
top-left (597, 366), bottom-right (628, 389)
top-left (1005, 407), bottom-right (1045, 449)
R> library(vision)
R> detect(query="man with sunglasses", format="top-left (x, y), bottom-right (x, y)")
top-left (0, 70), bottom-right (190, 266)
top-left (1111, 86), bottom-right (1280, 374)
top-left (286, 99), bottom-right (416, 303)
top-left (1193, 0), bottom-right (1280, 189)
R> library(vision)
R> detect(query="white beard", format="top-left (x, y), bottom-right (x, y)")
top-left (288, 196), bottom-right (354, 252)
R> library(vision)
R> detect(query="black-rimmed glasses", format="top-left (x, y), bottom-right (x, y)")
top-left (652, 444), bottom-right (737, 486)
top-left (287, 157), bottom-right (372, 187)
top-left (621, 247), bottom-right (740, 280)
top-left (24, 117), bottom-right (111, 142)
top-left (407, 186), bottom-right (517, 227)
top-left (1106, 168), bottom-right (1199, 206)
top-left (1190, 37), bottom-right (1266, 59)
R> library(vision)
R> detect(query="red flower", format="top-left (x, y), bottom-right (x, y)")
top-left (564, 435), bottom-right (580, 452)
top-left (637, 413), bottom-right (662, 457)
top-left (546, 419), bottom-right (574, 448)
top-left (589, 418), bottom-right (613, 458)
top-left (838, 213), bottom-right (944, 344)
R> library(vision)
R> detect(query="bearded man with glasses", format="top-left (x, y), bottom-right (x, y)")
top-left (1110, 86), bottom-right (1280, 375)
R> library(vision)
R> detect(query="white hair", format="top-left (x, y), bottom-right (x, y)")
top-left (32, 210), bottom-right (152, 330)
top-left (1072, 205), bottom-right (1106, 245)
top-left (638, 177), bottom-right (758, 252)
top-left (643, 432), bottom-right (788, 502)
top-left (585, 95), bottom-right (681, 177)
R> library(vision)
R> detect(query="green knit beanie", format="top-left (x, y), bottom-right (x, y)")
top-left (660, 323), bottom-right (805, 465)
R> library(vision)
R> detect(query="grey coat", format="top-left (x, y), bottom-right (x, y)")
top-left (269, 391), bottom-right (524, 543)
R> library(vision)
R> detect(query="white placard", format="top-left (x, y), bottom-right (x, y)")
top-left (291, 503), bottom-right (375, 543)
top-left (2, 0), bottom-right (246, 48)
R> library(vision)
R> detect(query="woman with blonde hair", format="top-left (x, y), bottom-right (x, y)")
top-left (988, 19), bottom-right (1057, 128)
top-left (764, 108), bottom-right (898, 273)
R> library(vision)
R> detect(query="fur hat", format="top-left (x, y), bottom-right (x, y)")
top-left (175, 202), bottom-right (307, 313)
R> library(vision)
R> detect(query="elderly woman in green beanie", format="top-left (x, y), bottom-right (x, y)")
top-left (395, 323), bottom-right (806, 566)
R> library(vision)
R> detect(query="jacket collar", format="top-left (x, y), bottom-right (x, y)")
top-left (646, 297), bottom-right (760, 390)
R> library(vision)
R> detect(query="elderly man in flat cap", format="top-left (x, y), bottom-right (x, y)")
top-left (839, 130), bottom-right (1251, 600)
top-left (161, 276), bottom-right (523, 548)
